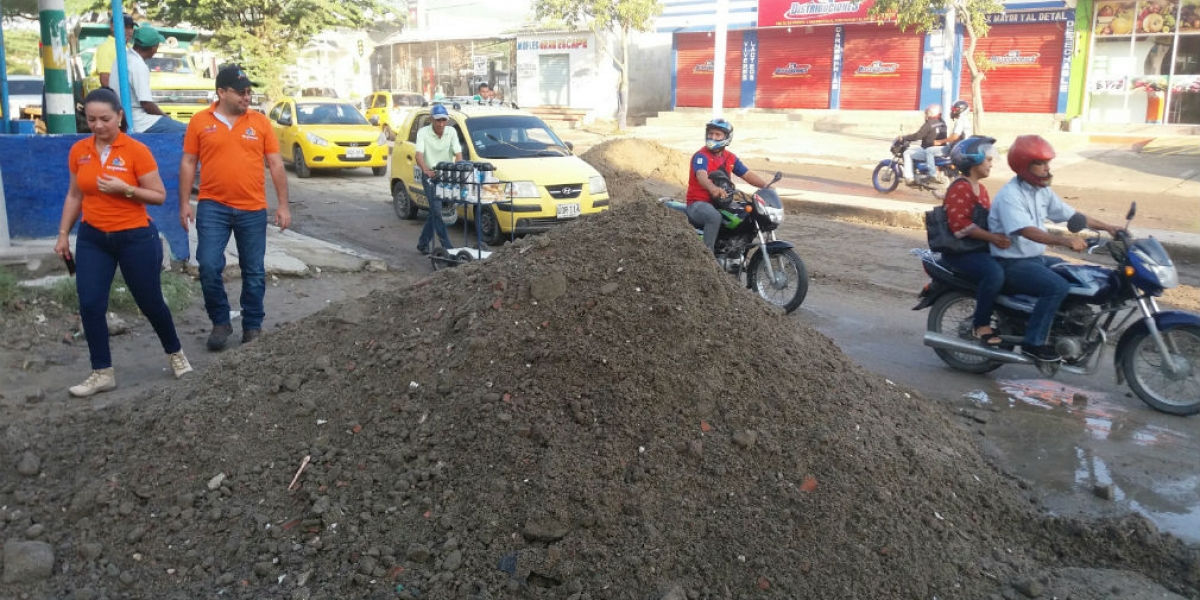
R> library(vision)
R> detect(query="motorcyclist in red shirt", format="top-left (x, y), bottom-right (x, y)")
top-left (685, 118), bottom-right (770, 253)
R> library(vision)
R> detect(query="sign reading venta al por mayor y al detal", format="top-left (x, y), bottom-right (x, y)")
top-left (758, 0), bottom-right (893, 26)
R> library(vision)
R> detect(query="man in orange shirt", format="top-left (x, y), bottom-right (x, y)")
top-left (179, 64), bottom-right (290, 351)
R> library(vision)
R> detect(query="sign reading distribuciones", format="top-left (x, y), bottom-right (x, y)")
top-left (758, 0), bottom-right (889, 26)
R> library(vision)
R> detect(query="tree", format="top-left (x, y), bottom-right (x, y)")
top-left (869, 0), bottom-right (1002, 133)
top-left (127, 0), bottom-right (401, 100)
top-left (533, 0), bottom-right (662, 130)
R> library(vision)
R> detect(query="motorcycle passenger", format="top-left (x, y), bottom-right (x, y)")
top-left (898, 104), bottom-right (948, 187)
top-left (928, 100), bottom-right (974, 177)
top-left (685, 118), bottom-right (770, 254)
top-left (940, 136), bottom-right (1010, 347)
top-left (989, 135), bottom-right (1123, 363)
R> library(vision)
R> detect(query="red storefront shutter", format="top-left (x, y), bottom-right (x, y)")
top-left (675, 31), bottom-right (744, 108)
top-left (756, 27), bottom-right (836, 109)
top-left (959, 23), bottom-right (1064, 113)
top-left (839, 24), bottom-right (923, 110)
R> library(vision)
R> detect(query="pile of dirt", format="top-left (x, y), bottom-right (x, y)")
top-left (1, 199), bottom-right (1197, 600)
top-left (581, 139), bottom-right (690, 203)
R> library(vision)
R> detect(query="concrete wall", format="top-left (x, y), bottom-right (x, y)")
top-left (627, 32), bottom-right (673, 123)
top-left (0, 133), bottom-right (189, 259)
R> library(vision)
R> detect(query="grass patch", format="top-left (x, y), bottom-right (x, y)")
top-left (0, 265), bottom-right (197, 315)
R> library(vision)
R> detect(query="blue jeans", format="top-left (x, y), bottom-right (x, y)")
top-left (418, 175), bottom-right (454, 250)
top-left (195, 200), bottom-right (267, 331)
top-left (997, 256), bottom-right (1069, 347)
top-left (941, 250), bottom-right (1004, 330)
top-left (685, 201), bottom-right (722, 253)
top-left (75, 221), bottom-right (181, 369)
top-left (144, 116), bottom-right (188, 133)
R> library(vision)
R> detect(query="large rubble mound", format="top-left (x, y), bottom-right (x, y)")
top-left (2, 200), bottom-right (1197, 600)
top-left (581, 139), bottom-right (689, 203)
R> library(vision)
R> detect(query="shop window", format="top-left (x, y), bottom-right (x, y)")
top-left (1089, 0), bottom-right (1200, 124)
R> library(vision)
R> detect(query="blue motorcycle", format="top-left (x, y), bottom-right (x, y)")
top-left (915, 203), bottom-right (1200, 416)
top-left (872, 139), bottom-right (956, 199)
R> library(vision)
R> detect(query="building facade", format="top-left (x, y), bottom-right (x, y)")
top-left (657, 0), bottom-right (1200, 125)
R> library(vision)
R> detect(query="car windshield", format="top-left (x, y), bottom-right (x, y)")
top-left (297, 103), bottom-right (369, 126)
top-left (392, 94), bottom-right (423, 107)
top-left (145, 56), bottom-right (194, 74)
top-left (467, 115), bottom-right (570, 159)
top-left (8, 79), bottom-right (42, 95)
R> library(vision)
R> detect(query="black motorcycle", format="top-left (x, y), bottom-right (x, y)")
top-left (872, 139), bottom-right (956, 199)
top-left (664, 171), bottom-right (809, 313)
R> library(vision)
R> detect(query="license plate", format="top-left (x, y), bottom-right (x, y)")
top-left (346, 147), bottom-right (365, 159)
top-left (557, 203), bottom-right (580, 219)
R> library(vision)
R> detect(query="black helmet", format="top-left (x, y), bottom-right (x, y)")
top-left (950, 135), bottom-right (996, 175)
top-left (705, 118), bottom-right (733, 152)
top-left (950, 100), bottom-right (970, 119)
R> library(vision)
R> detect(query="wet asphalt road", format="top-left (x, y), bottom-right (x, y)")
top-left (280, 165), bottom-right (1200, 544)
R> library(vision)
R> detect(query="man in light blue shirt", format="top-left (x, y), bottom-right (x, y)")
top-left (989, 135), bottom-right (1121, 362)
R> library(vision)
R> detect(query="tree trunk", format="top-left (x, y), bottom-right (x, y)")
top-left (617, 28), bottom-right (630, 130)
top-left (964, 22), bottom-right (985, 134)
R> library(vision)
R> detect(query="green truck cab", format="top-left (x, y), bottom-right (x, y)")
top-left (73, 23), bottom-right (215, 125)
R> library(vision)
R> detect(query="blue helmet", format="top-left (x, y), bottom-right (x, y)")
top-left (431, 104), bottom-right (450, 120)
top-left (705, 118), bottom-right (733, 152)
top-left (950, 135), bottom-right (997, 175)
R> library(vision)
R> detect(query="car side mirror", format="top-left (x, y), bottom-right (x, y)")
top-left (564, 140), bottom-right (574, 153)
top-left (369, 115), bottom-right (380, 126)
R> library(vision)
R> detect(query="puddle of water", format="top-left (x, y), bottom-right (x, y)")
top-left (994, 377), bottom-right (1200, 543)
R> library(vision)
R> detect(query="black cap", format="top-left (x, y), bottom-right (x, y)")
top-left (216, 64), bottom-right (259, 91)
top-left (121, 13), bottom-right (135, 28)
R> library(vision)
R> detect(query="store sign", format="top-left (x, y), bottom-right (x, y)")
top-left (1090, 76), bottom-right (1128, 92)
top-left (694, 59), bottom-right (715, 74)
top-left (854, 60), bottom-right (899, 76)
top-left (758, 0), bottom-right (889, 26)
top-left (985, 10), bottom-right (1069, 23)
top-left (516, 38), bottom-right (588, 51)
top-left (773, 62), bottom-right (813, 77)
top-left (990, 49), bottom-right (1042, 66)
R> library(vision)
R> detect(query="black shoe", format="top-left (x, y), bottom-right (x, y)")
top-left (242, 329), bottom-right (262, 344)
top-left (417, 245), bottom-right (430, 256)
top-left (1022, 344), bottom-right (1062, 362)
top-left (207, 323), bottom-right (233, 351)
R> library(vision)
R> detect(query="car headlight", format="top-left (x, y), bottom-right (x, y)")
top-left (305, 132), bottom-right (329, 147)
top-left (479, 183), bottom-right (513, 203)
top-left (208, 91), bottom-right (218, 103)
top-left (589, 175), bottom-right (607, 195)
top-left (508, 181), bottom-right (540, 198)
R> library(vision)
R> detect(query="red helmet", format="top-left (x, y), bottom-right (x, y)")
top-left (1007, 135), bottom-right (1056, 187)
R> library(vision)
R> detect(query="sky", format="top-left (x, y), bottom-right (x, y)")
top-left (417, 0), bottom-right (536, 35)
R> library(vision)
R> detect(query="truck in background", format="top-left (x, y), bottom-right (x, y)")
top-left (72, 23), bottom-right (216, 127)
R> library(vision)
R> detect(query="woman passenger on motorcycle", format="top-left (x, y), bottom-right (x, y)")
top-left (685, 118), bottom-right (770, 254)
top-left (940, 136), bottom-right (1011, 346)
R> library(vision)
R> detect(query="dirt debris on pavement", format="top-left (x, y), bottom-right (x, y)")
top-left (2, 194), bottom-right (1198, 600)
top-left (3, 142), bottom-right (1200, 599)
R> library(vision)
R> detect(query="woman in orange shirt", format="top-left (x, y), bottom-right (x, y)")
top-left (53, 88), bottom-right (193, 398)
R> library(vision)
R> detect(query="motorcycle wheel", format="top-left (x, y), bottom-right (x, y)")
top-left (1119, 324), bottom-right (1200, 416)
top-left (746, 248), bottom-right (808, 314)
top-left (927, 291), bottom-right (1003, 374)
top-left (872, 162), bottom-right (900, 194)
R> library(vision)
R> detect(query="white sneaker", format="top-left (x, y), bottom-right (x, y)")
top-left (69, 368), bottom-right (116, 398)
top-left (169, 351), bottom-right (194, 379)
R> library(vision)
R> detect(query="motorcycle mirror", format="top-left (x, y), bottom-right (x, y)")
top-left (1066, 212), bottom-right (1089, 233)
top-left (770, 171), bottom-right (783, 186)
top-left (1125, 202), bottom-right (1136, 221)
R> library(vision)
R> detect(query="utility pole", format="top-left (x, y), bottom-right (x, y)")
top-left (712, 0), bottom-right (727, 118)
top-left (37, 0), bottom-right (74, 133)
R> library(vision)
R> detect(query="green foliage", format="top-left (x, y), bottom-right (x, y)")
top-left (2, 30), bottom-right (41, 74)
top-left (869, 0), bottom-right (1002, 37)
top-left (0, 265), bottom-right (196, 315)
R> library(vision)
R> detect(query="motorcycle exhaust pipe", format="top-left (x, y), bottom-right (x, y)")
top-left (923, 332), bottom-right (1035, 365)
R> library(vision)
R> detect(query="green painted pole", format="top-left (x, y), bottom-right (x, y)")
top-left (38, 0), bottom-right (75, 133)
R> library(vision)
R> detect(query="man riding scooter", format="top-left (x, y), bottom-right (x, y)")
top-left (898, 104), bottom-right (948, 187)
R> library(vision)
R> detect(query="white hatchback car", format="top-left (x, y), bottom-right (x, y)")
top-left (4, 75), bottom-right (43, 121)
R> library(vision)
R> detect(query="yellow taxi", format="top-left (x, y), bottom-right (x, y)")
top-left (364, 90), bottom-right (425, 140)
top-left (266, 97), bottom-right (389, 178)
top-left (388, 102), bottom-right (609, 245)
